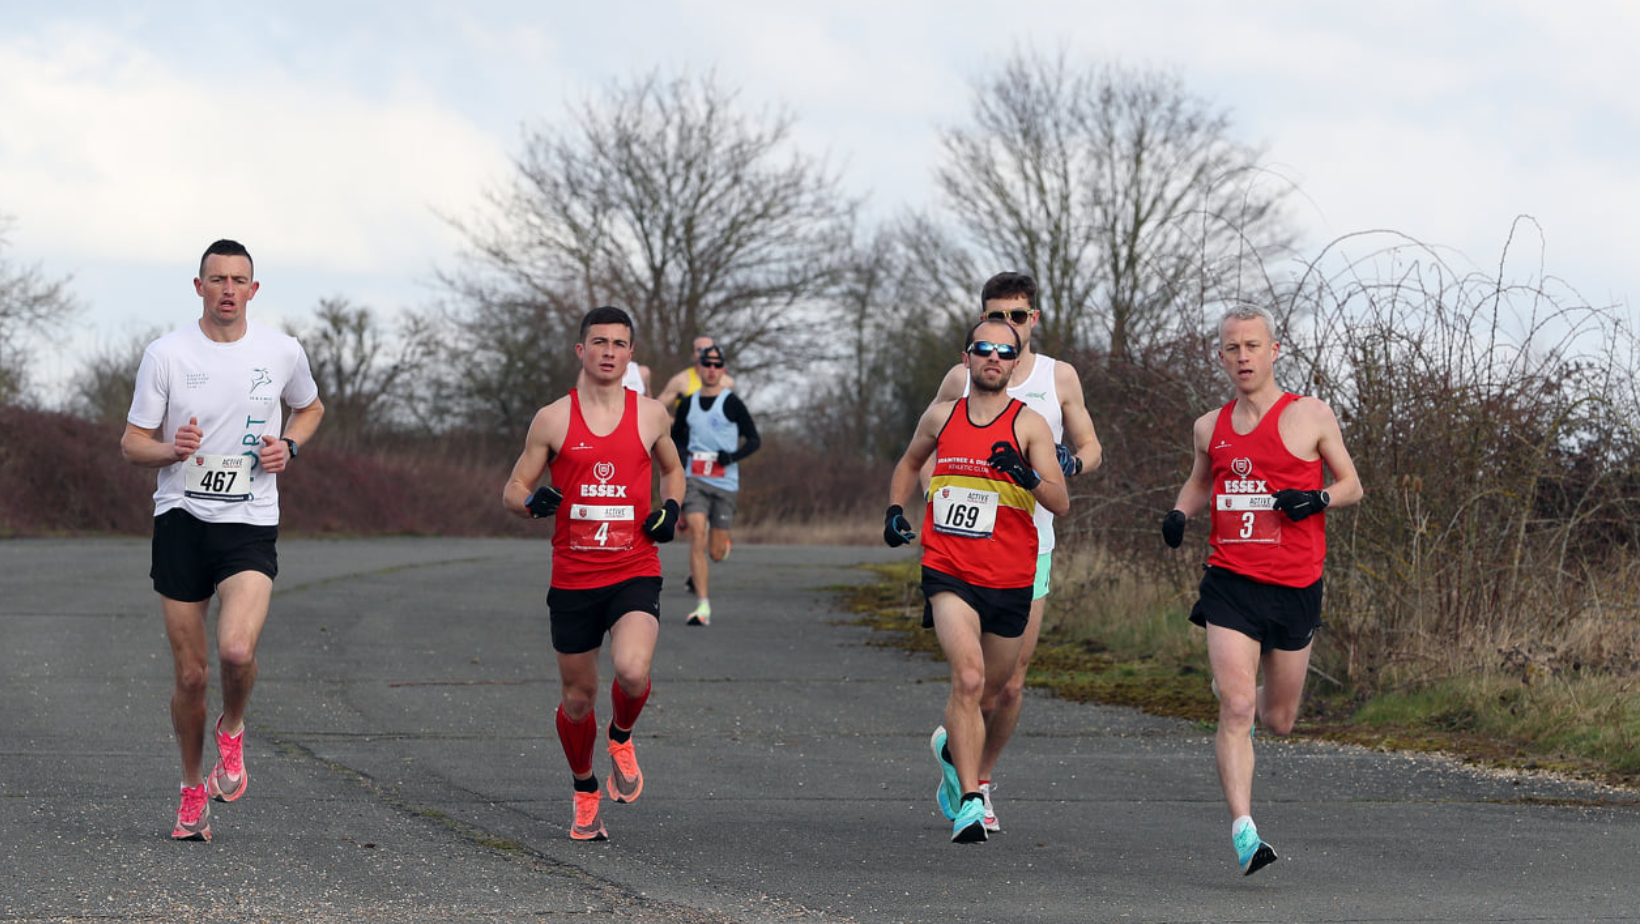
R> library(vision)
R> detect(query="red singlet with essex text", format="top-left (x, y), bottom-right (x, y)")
top-left (920, 398), bottom-right (1039, 590)
top-left (548, 388), bottom-right (660, 590)
top-left (1205, 392), bottom-right (1326, 587)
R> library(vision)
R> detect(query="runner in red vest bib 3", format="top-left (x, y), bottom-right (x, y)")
top-left (1161, 305), bottom-right (1362, 876)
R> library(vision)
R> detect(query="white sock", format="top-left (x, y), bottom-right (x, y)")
top-left (1232, 815), bottom-right (1254, 837)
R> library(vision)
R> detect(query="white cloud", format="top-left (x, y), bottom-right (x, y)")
top-left (0, 26), bottom-right (509, 273)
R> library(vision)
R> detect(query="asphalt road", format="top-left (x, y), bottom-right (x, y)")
top-left (3, 536), bottom-right (1639, 923)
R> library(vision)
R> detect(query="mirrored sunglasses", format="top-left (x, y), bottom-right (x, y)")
top-left (967, 341), bottom-right (1019, 360)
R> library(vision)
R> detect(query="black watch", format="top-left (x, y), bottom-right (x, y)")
top-left (281, 437), bottom-right (299, 459)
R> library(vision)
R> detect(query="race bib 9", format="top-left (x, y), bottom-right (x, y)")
top-left (184, 453), bottom-right (254, 502)
top-left (931, 487), bottom-right (1000, 539)
top-left (689, 451), bottom-right (721, 478)
top-left (1213, 494), bottom-right (1281, 544)
top-left (568, 503), bottom-right (637, 552)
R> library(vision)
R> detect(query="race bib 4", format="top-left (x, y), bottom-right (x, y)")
top-left (568, 503), bottom-right (637, 551)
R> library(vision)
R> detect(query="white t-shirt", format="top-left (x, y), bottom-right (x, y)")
top-left (127, 321), bottom-right (320, 526)
top-left (963, 354), bottom-right (1063, 553)
top-left (622, 361), bottom-right (646, 395)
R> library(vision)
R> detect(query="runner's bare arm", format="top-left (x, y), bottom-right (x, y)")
top-left (1055, 361), bottom-right (1102, 473)
top-left (645, 399), bottom-right (687, 505)
top-left (1307, 399), bottom-right (1363, 509)
top-left (891, 402), bottom-right (948, 509)
top-left (502, 401), bottom-right (568, 517)
top-left (121, 417), bottom-right (203, 468)
top-left (1169, 411), bottom-right (1217, 518)
top-left (1019, 410), bottom-right (1069, 517)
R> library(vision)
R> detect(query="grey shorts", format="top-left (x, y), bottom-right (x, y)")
top-left (682, 479), bottom-right (737, 530)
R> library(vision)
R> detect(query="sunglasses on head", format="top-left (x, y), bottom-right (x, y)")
top-left (967, 341), bottom-right (1019, 360)
top-left (985, 309), bottom-right (1033, 324)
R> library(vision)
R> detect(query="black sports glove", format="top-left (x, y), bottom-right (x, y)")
top-left (883, 504), bottom-right (917, 547)
top-left (716, 450), bottom-right (735, 468)
top-left (643, 498), bottom-right (681, 542)
top-left (1055, 443), bottom-right (1082, 477)
top-left (987, 441), bottom-right (1042, 489)
top-left (1161, 509), bottom-right (1187, 548)
top-left (1271, 488), bottom-right (1330, 523)
top-left (525, 486), bottom-right (563, 519)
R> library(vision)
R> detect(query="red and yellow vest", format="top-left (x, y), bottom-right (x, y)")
top-left (921, 398), bottom-right (1039, 590)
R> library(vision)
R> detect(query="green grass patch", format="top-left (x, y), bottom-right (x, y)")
top-left (841, 554), bottom-right (1640, 790)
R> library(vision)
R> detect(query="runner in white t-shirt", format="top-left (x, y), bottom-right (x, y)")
top-left (121, 239), bottom-right (324, 843)
top-left (922, 271), bottom-right (1102, 833)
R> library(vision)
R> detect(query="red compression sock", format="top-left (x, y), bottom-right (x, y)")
top-left (611, 677), bottom-right (651, 732)
top-left (556, 705), bottom-right (597, 776)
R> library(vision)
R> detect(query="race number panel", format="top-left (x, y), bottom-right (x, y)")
top-left (183, 453), bottom-right (254, 502)
top-left (931, 487), bottom-right (1000, 539)
top-left (568, 504), bottom-right (637, 551)
top-left (1213, 493), bottom-right (1281, 544)
top-left (688, 451), bottom-right (721, 478)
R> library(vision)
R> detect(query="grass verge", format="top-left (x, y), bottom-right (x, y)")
top-left (840, 559), bottom-right (1640, 793)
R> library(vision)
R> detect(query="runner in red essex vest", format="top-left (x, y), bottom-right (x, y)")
top-left (503, 306), bottom-right (685, 843)
top-left (548, 388), bottom-right (661, 589)
top-left (1204, 392), bottom-right (1326, 588)
top-left (1161, 305), bottom-right (1361, 876)
top-left (884, 317), bottom-right (1068, 845)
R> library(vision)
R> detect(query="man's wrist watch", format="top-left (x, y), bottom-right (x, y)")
top-left (281, 437), bottom-right (299, 459)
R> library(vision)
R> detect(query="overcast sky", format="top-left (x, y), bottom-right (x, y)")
top-left (5, 1), bottom-right (1635, 401)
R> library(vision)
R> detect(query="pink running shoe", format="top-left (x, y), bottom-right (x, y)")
top-left (171, 783), bottom-right (211, 841)
top-left (570, 789), bottom-right (608, 841)
top-left (606, 737), bottom-right (644, 803)
top-left (206, 716), bottom-right (248, 803)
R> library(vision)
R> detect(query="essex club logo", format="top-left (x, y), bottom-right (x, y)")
top-left (581, 461), bottom-right (627, 498)
top-left (249, 368), bottom-right (272, 394)
top-left (1224, 457), bottom-right (1267, 493)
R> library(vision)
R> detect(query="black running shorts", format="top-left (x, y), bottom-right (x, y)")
top-left (150, 508), bottom-right (279, 603)
top-left (919, 566), bottom-right (1032, 639)
top-left (1189, 565), bottom-right (1322, 653)
top-left (547, 576), bottom-right (662, 655)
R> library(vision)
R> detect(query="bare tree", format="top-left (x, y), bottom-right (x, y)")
top-left (68, 328), bottom-right (161, 424)
top-left (926, 50), bottom-right (1297, 363)
top-left (284, 298), bottom-right (436, 445)
top-left (0, 215), bottom-right (77, 405)
top-left (439, 70), bottom-right (859, 435)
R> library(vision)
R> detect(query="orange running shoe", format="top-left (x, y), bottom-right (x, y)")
top-left (171, 783), bottom-right (211, 841)
top-left (570, 789), bottom-right (607, 841)
top-left (606, 737), bottom-right (644, 803)
top-left (207, 716), bottom-right (247, 803)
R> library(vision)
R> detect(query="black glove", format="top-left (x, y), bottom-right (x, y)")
top-left (987, 441), bottom-right (1041, 489)
top-left (1161, 509), bottom-right (1187, 548)
top-left (643, 499), bottom-right (681, 543)
top-left (1272, 489), bottom-right (1330, 523)
top-left (716, 450), bottom-right (735, 468)
top-left (1055, 443), bottom-right (1082, 477)
top-left (525, 486), bottom-right (563, 519)
top-left (883, 504), bottom-right (916, 547)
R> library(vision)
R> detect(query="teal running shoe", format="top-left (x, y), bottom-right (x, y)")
top-left (930, 726), bottom-right (960, 820)
top-left (951, 794), bottom-right (988, 843)
top-left (1233, 819), bottom-right (1278, 875)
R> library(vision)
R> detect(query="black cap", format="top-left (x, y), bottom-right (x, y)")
top-left (699, 345), bottom-right (725, 364)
